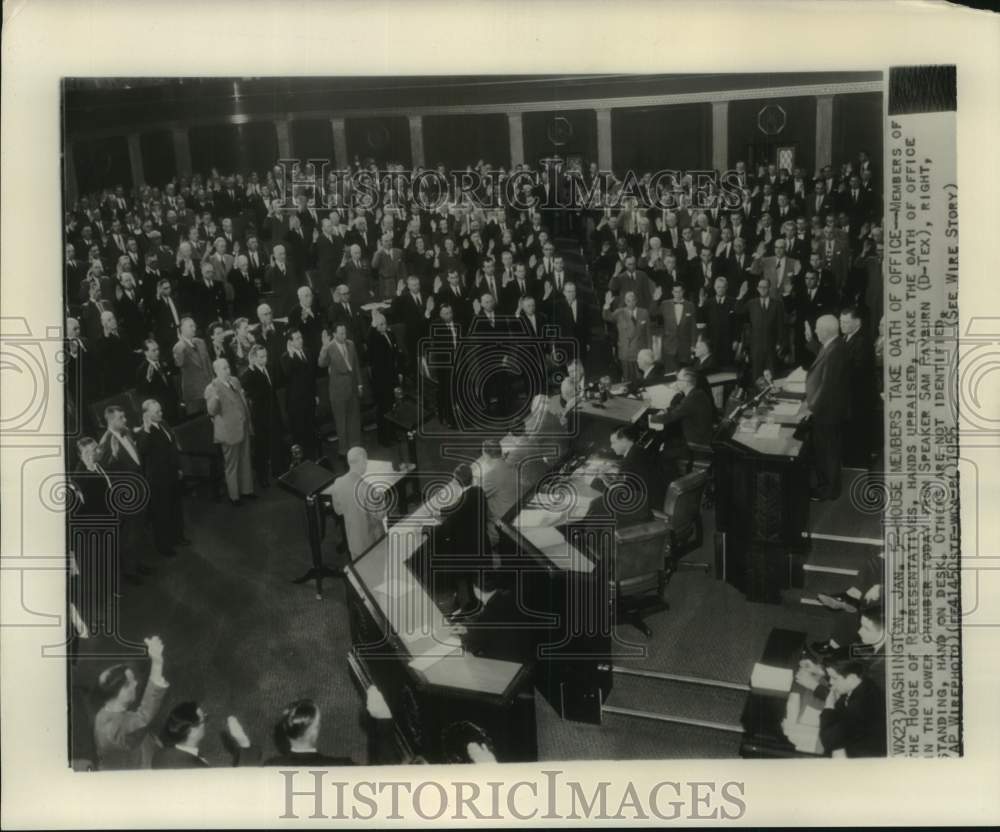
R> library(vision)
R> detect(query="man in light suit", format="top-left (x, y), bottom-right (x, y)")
top-left (318, 322), bottom-right (364, 457)
top-left (172, 317), bottom-right (213, 415)
top-left (473, 438), bottom-right (518, 550)
top-left (602, 289), bottom-right (650, 383)
top-left (330, 446), bottom-right (387, 560)
top-left (205, 357), bottom-right (255, 506)
top-left (749, 237), bottom-right (801, 297)
top-left (805, 315), bottom-right (849, 501)
top-left (655, 282), bottom-right (698, 371)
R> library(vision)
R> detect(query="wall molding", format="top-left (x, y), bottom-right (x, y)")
top-left (68, 80), bottom-right (883, 144)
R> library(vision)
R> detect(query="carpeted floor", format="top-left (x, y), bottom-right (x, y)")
top-left (72, 398), bottom-right (871, 764)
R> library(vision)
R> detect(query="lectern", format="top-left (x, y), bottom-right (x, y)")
top-left (713, 397), bottom-right (811, 603)
top-left (277, 461), bottom-right (339, 598)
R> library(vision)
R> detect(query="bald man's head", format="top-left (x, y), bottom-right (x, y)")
top-left (815, 314), bottom-right (841, 345)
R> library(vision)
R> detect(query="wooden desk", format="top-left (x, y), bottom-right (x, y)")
top-left (345, 493), bottom-right (537, 762)
top-left (577, 395), bottom-right (648, 424)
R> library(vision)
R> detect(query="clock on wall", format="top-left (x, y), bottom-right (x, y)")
top-left (546, 116), bottom-right (574, 148)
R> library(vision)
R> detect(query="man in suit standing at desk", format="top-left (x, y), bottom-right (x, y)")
top-left (366, 312), bottom-right (404, 446)
top-left (805, 314), bottom-right (848, 501)
top-left (742, 277), bottom-right (786, 382)
top-left (318, 322), bottom-right (364, 457)
top-left (205, 358), bottom-right (255, 507)
top-left (602, 290), bottom-right (650, 383)
top-left (473, 439), bottom-right (518, 552)
top-left (330, 446), bottom-right (388, 561)
top-left (436, 463), bottom-right (490, 610)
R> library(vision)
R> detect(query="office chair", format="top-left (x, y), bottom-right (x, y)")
top-left (654, 470), bottom-right (711, 576)
top-left (686, 440), bottom-right (715, 509)
top-left (612, 519), bottom-right (671, 636)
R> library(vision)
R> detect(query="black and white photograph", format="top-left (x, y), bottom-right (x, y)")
top-left (2, 2), bottom-right (999, 829)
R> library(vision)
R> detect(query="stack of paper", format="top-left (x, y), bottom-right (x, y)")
top-left (750, 662), bottom-right (793, 693)
top-left (516, 508), bottom-right (565, 529)
top-left (755, 423), bottom-right (782, 439)
top-left (781, 367), bottom-right (808, 395)
top-left (771, 401), bottom-right (801, 417)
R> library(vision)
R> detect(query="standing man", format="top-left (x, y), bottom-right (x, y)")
top-left (602, 290), bottom-right (650, 383)
top-left (205, 358), bottom-right (255, 507)
top-left (366, 312), bottom-right (404, 446)
top-left (424, 302), bottom-right (463, 429)
top-left (742, 277), bottom-right (786, 382)
top-left (805, 315), bottom-right (848, 501)
top-left (280, 328), bottom-right (318, 460)
top-left (839, 307), bottom-right (875, 468)
top-left (656, 282), bottom-right (697, 371)
top-left (134, 339), bottom-right (180, 425)
top-left (241, 345), bottom-right (281, 488)
top-left (700, 276), bottom-right (738, 367)
top-left (172, 317), bottom-right (213, 416)
top-left (318, 322), bottom-right (364, 458)
top-left (135, 399), bottom-right (188, 558)
top-left (93, 636), bottom-right (170, 770)
top-left (330, 446), bottom-right (388, 561)
top-left (99, 405), bottom-right (153, 587)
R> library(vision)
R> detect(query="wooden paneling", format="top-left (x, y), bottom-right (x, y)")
top-left (832, 92), bottom-right (883, 175)
top-left (423, 113), bottom-right (509, 170)
top-left (73, 135), bottom-right (131, 194)
top-left (291, 118), bottom-right (334, 162)
top-left (611, 103), bottom-right (711, 173)
top-left (728, 96), bottom-right (817, 175)
top-left (140, 130), bottom-right (176, 185)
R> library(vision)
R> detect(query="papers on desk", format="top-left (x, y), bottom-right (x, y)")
top-left (755, 423), bottom-right (782, 440)
top-left (366, 459), bottom-right (396, 475)
top-left (783, 692), bottom-right (822, 753)
top-left (372, 577), bottom-right (413, 598)
top-left (750, 662), bottom-right (793, 693)
top-left (518, 525), bottom-right (566, 549)
top-left (780, 367), bottom-right (808, 395)
top-left (408, 646), bottom-right (461, 674)
top-left (515, 508), bottom-right (565, 529)
top-left (770, 401), bottom-right (801, 417)
top-left (515, 523), bottom-right (595, 573)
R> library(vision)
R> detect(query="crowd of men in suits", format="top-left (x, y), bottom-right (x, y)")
top-left (63, 149), bottom-right (883, 645)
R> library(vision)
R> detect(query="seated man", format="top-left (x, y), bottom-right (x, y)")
top-left (649, 367), bottom-right (715, 482)
top-left (454, 570), bottom-right (531, 664)
top-left (797, 603), bottom-right (886, 700)
top-left (816, 655), bottom-right (887, 758)
top-left (627, 347), bottom-right (667, 394)
top-left (588, 424), bottom-right (664, 525)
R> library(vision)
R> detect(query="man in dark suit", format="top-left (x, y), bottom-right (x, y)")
top-left (366, 313), bottom-right (404, 446)
top-left (264, 244), bottom-right (297, 319)
top-left (390, 275), bottom-right (433, 379)
top-left (251, 303), bottom-right (284, 380)
top-left (114, 273), bottom-right (147, 350)
top-left (628, 348), bottom-right (667, 394)
top-left (191, 262), bottom-right (227, 336)
top-left (435, 463), bottom-right (490, 608)
top-left (551, 281), bottom-right (591, 367)
top-left (423, 303), bottom-right (463, 429)
top-left (742, 277), bottom-right (786, 381)
top-left (148, 278), bottom-right (183, 358)
top-left (327, 284), bottom-right (368, 354)
top-left (314, 216), bottom-right (346, 298)
top-left (515, 294), bottom-right (550, 404)
top-left (595, 423), bottom-right (664, 524)
top-left (790, 270), bottom-right (837, 368)
top-left (93, 310), bottom-right (137, 398)
top-left (338, 243), bottom-right (375, 305)
top-left (134, 339), bottom-right (179, 425)
top-left (806, 181), bottom-right (834, 222)
top-left (700, 276), bottom-right (739, 366)
top-left (805, 315), bottom-right (849, 501)
top-left (287, 285), bottom-right (325, 364)
top-left (839, 307), bottom-right (875, 468)
top-left (435, 269), bottom-right (475, 331)
top-left (650, 367), bottom-right (715, 484)
top-left (135, 398), bottom-right (188, 558)
top-left (500, 261), bottom-right (538, 316)
top-left (468, 292), bottom-right (513, 420)
top-left (241, 345), bottom-right (281, 487)
top-left (279, 329), bottom-right (318, 459)
top-left (98, 405), bottom-right (153, 585)
top-left (817, 656), bottom-right (887, 758)
top-left (458, 571), bottom-right (532, 664)
top-left (152, 703), bottom-right (257, 769)
top-left (228, 254), bottom-right (260, 321)
top-left (657, 282), bottom-right (698, 371)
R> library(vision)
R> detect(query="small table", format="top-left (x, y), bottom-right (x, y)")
top-left (739, 627), bottom-right (826, 758)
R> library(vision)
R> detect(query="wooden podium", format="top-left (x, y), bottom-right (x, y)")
top-left (713, 397), bottom-right (811, 603)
